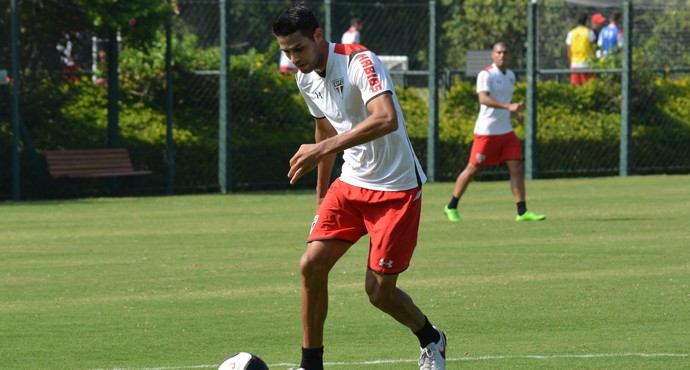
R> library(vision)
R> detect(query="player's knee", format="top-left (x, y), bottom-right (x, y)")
top-left (508, 160), bottom-right (524, 174)
top-left (365, 284), bottom-right (393, 309)
top-left (465, 163), bottom-right (480, 176)
top-left (299, 253), bottom-right (327, 279)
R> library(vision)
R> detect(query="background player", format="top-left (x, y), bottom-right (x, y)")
top-left (444, 41), bottom-right (545, 223)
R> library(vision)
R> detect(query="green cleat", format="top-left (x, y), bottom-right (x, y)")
top-left (443, 206), bottom-right (460, 222)
top-left (515, 210), bottom-right (546, 222)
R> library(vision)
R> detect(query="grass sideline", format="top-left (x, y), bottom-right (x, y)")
top-left (1, 175), bottom-right (689, 370)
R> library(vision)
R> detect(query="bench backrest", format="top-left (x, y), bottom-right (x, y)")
top-left (45, 148), bottom-right (138, 178)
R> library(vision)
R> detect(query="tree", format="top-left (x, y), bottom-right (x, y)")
top-left (440, 0), bottom-right (528, 71)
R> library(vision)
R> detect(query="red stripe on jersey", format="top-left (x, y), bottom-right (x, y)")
top-left (483, 65), bottom-right (493, 71)
top-left (334, 43), bottom-right (368, 56)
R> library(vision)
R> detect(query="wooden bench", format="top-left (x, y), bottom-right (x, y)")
top-left (45, 148), bottom-right (152, 179)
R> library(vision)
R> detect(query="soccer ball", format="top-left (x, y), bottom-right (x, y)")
top-left (218, 352), bottom-right (269, 370)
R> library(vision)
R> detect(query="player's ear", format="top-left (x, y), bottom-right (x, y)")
top-left (313, 27), bottom-right (324, 42)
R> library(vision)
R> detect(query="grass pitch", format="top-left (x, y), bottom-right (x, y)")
top-left (1, 175), bottom-right (689, 369)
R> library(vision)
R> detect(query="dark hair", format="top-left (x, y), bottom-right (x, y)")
top-left (611, 12), bottom-right (621, 23)
top-left (576, 13), bottom-right (588, 26)
top-left (493, 41), bottom-right (510, 52)
top-left (272, 2), bottom-right (320, 38)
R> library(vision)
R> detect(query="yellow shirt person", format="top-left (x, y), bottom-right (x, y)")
top-left (565, 14), bottom-right (597, 85)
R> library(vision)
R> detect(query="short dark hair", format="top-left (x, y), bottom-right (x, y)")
top-left (493, 41), bottom-right (510, 52)
top-left (576, 13), bottom-right (588, 26)
top-left (272, 2), bottom-right (320, 38)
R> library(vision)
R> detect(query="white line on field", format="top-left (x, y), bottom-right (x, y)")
top-left (95, 352), bottom-right (689, 370)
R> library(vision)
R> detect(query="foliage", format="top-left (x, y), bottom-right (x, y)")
top-left (440, 0), bottom-right (528, 70)
top-left (75, 0), bottom-right (174, 44)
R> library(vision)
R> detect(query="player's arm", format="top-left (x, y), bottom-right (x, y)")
top-left (288, 93), bottom-right (398, 185)
top-left (314, 117), bottom-right (337, 208)
top-left (478, 91), bottom-right (523, 113)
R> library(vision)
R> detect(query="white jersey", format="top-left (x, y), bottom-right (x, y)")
top-left (296, 42), bottom-right (426, 191)
top-left (341, 27), bottom-right (360, 44)
top-left (474, 63), bottom-right (516, 136)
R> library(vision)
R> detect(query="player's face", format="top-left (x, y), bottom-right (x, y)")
top-left (277, 28), bottom-right (325, 74)
top-left (492, 45), bottom-right (511, 71)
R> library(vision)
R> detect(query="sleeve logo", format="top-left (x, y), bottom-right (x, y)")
top-left (355, 53), bottom-right (383, 93)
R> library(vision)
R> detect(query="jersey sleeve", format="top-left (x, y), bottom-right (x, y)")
top-left (299, 88), bottom-right (325, 118)
top-left (476, 70), bottom-right (491, 94)
top-left (347, 51), bottom-right (392, 104)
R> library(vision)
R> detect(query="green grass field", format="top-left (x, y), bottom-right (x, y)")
top-left (2, 175), bottom-right (689, 370)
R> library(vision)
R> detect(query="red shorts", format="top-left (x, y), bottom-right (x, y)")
top-left (308, 179), bottom-right (422, 274)
top-left (570, 68), bottom-right (594, 85)
top-left (470, 132), bottom-right (523, 167)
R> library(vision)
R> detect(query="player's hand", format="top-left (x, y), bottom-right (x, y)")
top-left (508, 102), bottom-right (524, 112)
top-left (288, 143), bottom-right (323, 185)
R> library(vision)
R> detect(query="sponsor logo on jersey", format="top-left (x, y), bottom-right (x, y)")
top-left (354, 53), bottom-right (383, 93)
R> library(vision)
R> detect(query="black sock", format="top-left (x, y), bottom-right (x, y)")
top-left (517, 201), bottom-right (527, 216)
top-left (448, 197), bottom-right (459, 209)
top-left (414, 316), bottom-right (440, 348)
top-left (300, 346), bottom-right (324, 370)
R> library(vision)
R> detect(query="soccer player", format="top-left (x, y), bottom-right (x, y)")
top-left (341, 17), bottom-right (363, 44)
top-left (272, 3), bottom-right (446, 370)
top-left (443, 41), bottom-right (545, 223)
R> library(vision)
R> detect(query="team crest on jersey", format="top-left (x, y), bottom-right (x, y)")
top-left (331, 77), bottom-right (345, 99)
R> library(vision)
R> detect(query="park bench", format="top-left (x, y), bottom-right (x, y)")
top-left (44, 148), bottom-right (152, 196)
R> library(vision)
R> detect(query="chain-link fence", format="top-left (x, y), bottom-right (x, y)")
top-left (1, 0), bottom-right (689, 200)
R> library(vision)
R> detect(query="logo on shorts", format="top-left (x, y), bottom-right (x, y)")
top-left (309, 215), bottom-right (319, 235)
top-left (379, 258), bottom-right (393, 269)
top-left (475, 153), bottom-right (486, 163)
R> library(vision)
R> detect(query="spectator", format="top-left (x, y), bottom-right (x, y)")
top-left (598, 12), bottom-right (623, 58)
top-left (341, 17), bottom-right (363, 44)
top-left (591, 13), bottom-right (606, 41)
top-left (565, 13), bottom-right (596, 85)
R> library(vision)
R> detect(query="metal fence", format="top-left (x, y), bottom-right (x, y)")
top-left (1, 0), bottom-right (689, 200)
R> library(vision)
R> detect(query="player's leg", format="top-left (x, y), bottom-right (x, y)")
top-left (365, 270), bottom-right (424, 329)
top-left (363, 186), bottom-right (446, 369)
top-left (453, 161), bottom-right (480, 201)
top-left (500, 133), bottom-right (544, 221)
top-left (506, 158), bottom-right (545, 222)
top-left (506, 159), bottom-right (525, 203)
top-left (445, 135), bottom-right (490, 221)
top-left (300, 239), bottom-right (351, 349)
top-left (298, 179), bottom-right (366, 369)
top-left (365, 271), bottom-right (446, 370)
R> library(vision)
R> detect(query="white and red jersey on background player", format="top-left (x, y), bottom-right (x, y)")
top-left (474, 63), bottom-right (517, 136)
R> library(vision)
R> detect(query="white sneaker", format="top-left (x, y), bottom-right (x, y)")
top-left (418, 327), bottom-right (446, 370)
